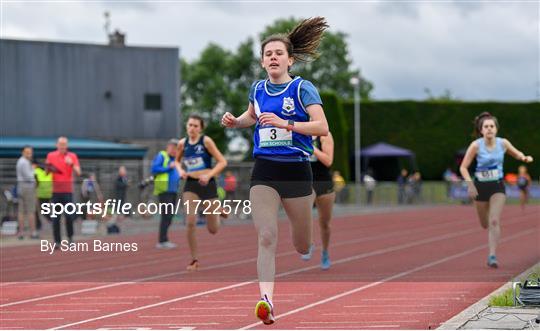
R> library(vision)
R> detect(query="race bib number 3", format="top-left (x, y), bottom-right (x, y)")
top-left (475, 168), bottom-right (500, 182)
top-left (259, 127), bottom-right (293, 147)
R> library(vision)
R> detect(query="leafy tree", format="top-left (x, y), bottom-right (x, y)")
top-left (181, 40), bottom-right (260, 151)
top-left (424, 88), bottom-right (459, 102)
top-left (180, 17), bottom-right (374, 154)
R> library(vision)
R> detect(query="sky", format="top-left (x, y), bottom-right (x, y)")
top-left (1, 1), bottom-right (539, 101)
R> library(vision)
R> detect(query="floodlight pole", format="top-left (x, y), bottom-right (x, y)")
top-left (350, 75), bottom-right (361, 205)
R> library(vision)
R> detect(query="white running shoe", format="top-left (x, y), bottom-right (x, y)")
top-left (155, 241), bottom-right (177, 249)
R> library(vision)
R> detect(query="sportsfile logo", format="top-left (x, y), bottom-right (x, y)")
top-left (40, 199), bottom-right (252, 218)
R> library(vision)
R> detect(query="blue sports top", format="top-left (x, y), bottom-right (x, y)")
top-left (183, 135), bottom-right (212, 172)
top-left (249, 78), bottom-right (322, 106)
top-left (475, 137), bottom-right (505, 181)
top-left (250, 76), bottom-right (322, 162)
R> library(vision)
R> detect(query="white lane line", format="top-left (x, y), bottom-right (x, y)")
top-left (0, 214), bottom-right (353, 278)
top-left (0, 310), bottom-right (100, 313)
top-left (48, 222), bottom-right (509, 330)
top-left (323, 312), bottom-right (435, 315)
top-left (103, 322), bottom-right (219, 329)
top-left (377, 291), bottom-right (471, 295)
top-left (2, 211), bottom-right (477, 288)
top-left (300, 320), bottom-right (420, 325)
top-left (70, 296), bottom-right (160, 300)
top-left (0, 282), bottom-right (136, 308)
top-left (37, 302), bottom-right (133, 305)
top-left (0, 215), bottom-right (491, 308)
top-left (359, 297), bottom-right (465, 301)
top-left (300, 321), bottom-right (400, 324)
top-left (48, 281), bottom-right (254, 330)
top-left (295, 326), bottom-right (399, 329)
top-left (238, 228), bottom-right (535, 329)
top-left (0, 232), bottom-right (260, 284)
top-left (2, 318), bottom-right (65, 321)
top-left (169, 307), bottom-right (252, 310)
top-left (0, 253), bottom-right (253, 308)
top-left (10, 256), bottom-right (180, 283)
top-left (138, 314), bottom-right (247, 318)
top-left (225, 293), bottom-right (314, 297)
top-left (344, 304), bottom-right (448, 308)
top-left (195, 299), bottom-right (294, 303)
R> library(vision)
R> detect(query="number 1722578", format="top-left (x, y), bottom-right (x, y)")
top-left (183, 200), bottom-right (251, 215)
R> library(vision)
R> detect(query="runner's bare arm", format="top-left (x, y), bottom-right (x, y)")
top-left (503, 139), bottom-right (533, 163)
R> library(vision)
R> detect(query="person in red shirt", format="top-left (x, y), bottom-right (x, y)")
top-left (223, 171), bottom-right (237, 200)
top-left (46, 136), bottom-right (81, 245)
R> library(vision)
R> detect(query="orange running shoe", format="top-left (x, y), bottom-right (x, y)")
top-left (254, 294), bottom-right (275, 325)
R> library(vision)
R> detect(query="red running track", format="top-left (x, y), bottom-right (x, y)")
top-left (0, 205), bottom-right (538, 329)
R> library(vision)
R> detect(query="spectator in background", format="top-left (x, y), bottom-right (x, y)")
top-left (411, 171), bottom-right (423, 203)
top-left (46, 136), bottom-right (81, 245)
top-left (16, 146), bottom-right (37, 239)
top-left (332, 171), bottom-right (346, 203)
top-left (397, 168), bottom-right (408, 204)
top-left (517, 165), bottom-right (532, 211)
top-left (363, 170), bottom-right (376, 205)
top-left (34, 159), bottom-right (53, 230)
top-left (443, 167), bottom-right (457, 197)
top-left (81, 173), bottom-right (103, 220)
top-left (151, 139), bottom-right (180, 249)
top-left (115, 166), bottom-right (130, 219)
top-left (223, 171), bottom-right (237, 200)
top-left (137, 175), bottom-right (154, 220)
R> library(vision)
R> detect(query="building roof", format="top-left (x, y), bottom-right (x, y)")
top-left (0, 137), bottom-right (147, 159)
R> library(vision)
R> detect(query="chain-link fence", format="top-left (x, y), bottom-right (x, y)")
top-left (2, 157), bottom-right (539, 219)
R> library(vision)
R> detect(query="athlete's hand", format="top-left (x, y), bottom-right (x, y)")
top-left (221, 112), bottom-right (238, 128)
top-left (522, 155), bottom-right (533, 163)
top-left (179, 169), bottom-right (188, 180)
top-left (467, 182), bottom-right (478, 199)
top-left (198, 174), bottom-right (209, 186)
top-left (259, 113), bottom-right (287, 128)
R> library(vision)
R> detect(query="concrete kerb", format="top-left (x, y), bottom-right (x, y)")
top-left (438, 262), bottom-right (540, 330)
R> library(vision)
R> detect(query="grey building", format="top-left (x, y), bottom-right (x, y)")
top-left (1, 39), bottom-right (181, 140)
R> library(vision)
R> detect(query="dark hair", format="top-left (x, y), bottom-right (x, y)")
top-left (22, 145), bottom-right (32, 151)
top-left (260, 17), bottom-right (329, 64)
top-left (187, 114), bottom-right (205, 130)
top-left (473, 112), bottom-right (499, 138)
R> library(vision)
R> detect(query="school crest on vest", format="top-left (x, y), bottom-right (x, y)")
top-left (195, 144), bottom-right (205, 154)
top-left (281, 97), bottom-right (296, 116)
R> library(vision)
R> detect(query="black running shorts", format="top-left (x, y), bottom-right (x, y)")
top-left (474, 180), bottom-right (506, 202)
top-left (250, 158), bottom-right (313, 199)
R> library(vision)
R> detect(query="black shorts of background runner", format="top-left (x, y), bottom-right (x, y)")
top-left (250, 157), bottom-right (313, 199)
top-left (313, 180), bottom-right (334, 196)
top-left (474, 180), bottom-right (506, 202)
top-left (184, 177), bottom-right (218, 200)
top-left (311, 159), bottom-right (333, 197)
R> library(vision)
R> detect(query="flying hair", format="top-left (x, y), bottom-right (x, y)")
top-left (261, 17), bottom-right (329, 63)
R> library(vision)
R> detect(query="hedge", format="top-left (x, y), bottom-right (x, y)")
top-left (339, 101), bottom-right (540, 180)
top-left (320, 91), bottom-right (350, 180)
